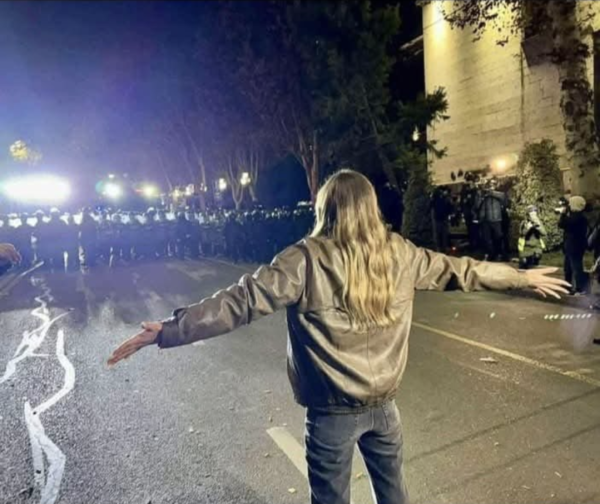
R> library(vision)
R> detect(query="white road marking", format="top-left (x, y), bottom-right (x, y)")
top-left (0, 262), bottom-right (43, 297)
top-left (267, 427), bottom-right (374, 504)
top-left (34, 330), bottom-right (75, 415)
top-left (0, 280), bottom-right (69, 384)
top-left (413, 322), bottom-right (600, 388)
top-left (25, 402), bottom-right (67, 504)
top-left (1, 278), bottom-right (75, 504)
top-left (267, 427), bottom-right (307, 478)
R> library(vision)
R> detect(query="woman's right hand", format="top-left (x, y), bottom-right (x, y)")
top-left (107, 321), bottom-right (163, 366)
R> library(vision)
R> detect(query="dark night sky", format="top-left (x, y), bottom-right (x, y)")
top-left (0, 1), bottom-right (422, 190)
top-left (0, 1), bottom-right (210, 181)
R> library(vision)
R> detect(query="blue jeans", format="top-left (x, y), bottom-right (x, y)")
top-left (305, 400), bottom-right (409, 504)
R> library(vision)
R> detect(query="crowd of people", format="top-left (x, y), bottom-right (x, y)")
top-left (0, 206), bottom-right (314, 274)
top-left (431, 179), bottom-right (600, 296)
top-left (3, 178), bottom-right (600, 298)
top-left (430, 178), bottom-right (512, 262)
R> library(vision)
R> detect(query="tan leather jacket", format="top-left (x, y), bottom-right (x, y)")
top-left (158, 234), bottom-right (528, 412)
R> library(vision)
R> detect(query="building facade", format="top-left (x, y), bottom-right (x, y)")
top-left (422, 1), bottom-right (600, 191)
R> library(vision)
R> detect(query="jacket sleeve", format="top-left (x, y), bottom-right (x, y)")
top-left (401, 238), bottom-right (529, 292)
top-left (157, 244), bottom-right (307, 348)
top-left (558, 213), bottom-right (568, 230)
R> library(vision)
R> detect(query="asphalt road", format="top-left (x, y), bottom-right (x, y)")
top-left (1, 258), bottom-right (599, 504)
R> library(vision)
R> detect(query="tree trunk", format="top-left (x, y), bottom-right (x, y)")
top-left (298, 130), bottom-right (320, 202)
top-left (548, 0), bottom-right (600, 197)
top-left (226, 156), bottom-right (245, 210)
top-left (357, 82), bottom-right (402, 196)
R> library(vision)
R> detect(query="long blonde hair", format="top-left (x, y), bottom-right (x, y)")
top-left (311, 170), bottom-right (398, 330)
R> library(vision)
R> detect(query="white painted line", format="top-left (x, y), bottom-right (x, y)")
top-left (267, 427), bottom-right (369, 504)
top-left (35, 330), bottom-right (75, 415)
top-left (0, 280), bottom-right (69, 384)
top-left (1, 278), bottom-right (74, 504)
top-left (413, 322), bottom-right (600, 388)
top-left (0, 262), bottom-right (43, 297)
top-left (25, 402), bottom-right (67, 504)
top-left (267, 427), bottom-right (308, 479)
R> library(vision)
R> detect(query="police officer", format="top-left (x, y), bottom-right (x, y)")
top-left (32, 210), bottom-right (49, 266)
top-left (80, 209), bottom-right (98, 267)
top-left (175, 212), bottom-right (190, 259)
top-left (128, 212), bottom-right (143, 260)
top-left (65, 214), bottom-right (81, 271)
top-left (139, 210), bottom-right (157, 260)
top-left (187, 212), bottom-right (201, 259)
top-left (224, 213), bottom-right (244, 263)
top-left (44, 208), bottom-right (68, 270)
top-left (109, 213), bottom-right (127, 267)
top-left (155, 210), bottom-right (170, 258)
top-left (14, 214), bottom-right (35, 268)
top-left (97, 212), bottom-right (114, 264)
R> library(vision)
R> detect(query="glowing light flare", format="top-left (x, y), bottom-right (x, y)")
top-left (2, 175), bottom-right (71, 204)
top-left (491, 153), bottom-right (518, 173)
top-left (218, 178), bottom-right (228, 191)
top-left (412, 127), bottom-right (420, 142)
top-left (240, 172), bottom-right (251, 186)
top-left (103, 182), bottom-right (123, 199)
top-left (431, 0), bottom-right (449, 44)
top-left (141, 184), bottom-right (159, 198)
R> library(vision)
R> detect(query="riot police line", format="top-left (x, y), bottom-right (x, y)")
top-left (0, 205), bottom-right (314, 273)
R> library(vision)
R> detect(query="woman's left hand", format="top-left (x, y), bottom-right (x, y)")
top-left (525, 267), bottom-right (571, 299)
top-left (108, 321), bottom-right (163, 366)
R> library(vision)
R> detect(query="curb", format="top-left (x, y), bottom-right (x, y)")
top-left (0, 263), bottom-right (43, 297)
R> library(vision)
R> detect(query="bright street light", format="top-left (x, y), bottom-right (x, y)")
top-left (103, 182), bottom-right (123, 199)
top-left (218, 178), bottom-right (228, 191)
top-left (240, 172), bottom-right (251, 186)
top-left (412, 127), bottom-right (420, 142)
top-left (141, 184), bottom-right (159, 199)
top-left (1, 175), bottom-right (71, 204)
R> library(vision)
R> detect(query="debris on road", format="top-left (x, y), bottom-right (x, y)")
top-left (454, 313), bottom-right (459, 319)
top-left (494, 442), bottom-right (500, 447)
top-left (555, 471), bottom-right (562, 478)
top-left (188, 427), bottom-right (195, 433)
top-left (490, 312), bottom-right (496, 319)
top-left (355, 472), bottom-right (366, 480)
top-left (522, 485), bottom-right (531, 490)
top-left (288, 488), bottom-right (297, 494)
top-left (480, 357), bottom-right (498, 364)
top-left (264, 453), bottom-right (271, 458)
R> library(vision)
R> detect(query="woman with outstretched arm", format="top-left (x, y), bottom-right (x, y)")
top-left (109, 170), bottom-right (568, 504)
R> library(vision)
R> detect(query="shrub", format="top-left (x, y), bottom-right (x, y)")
top-left (401, 159), bottom-right (434, 248)
top-left (512, 139), bottom-right (564, 250)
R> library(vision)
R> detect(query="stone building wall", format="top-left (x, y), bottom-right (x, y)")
top-left (422, 1), bottom-right (600, 190)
